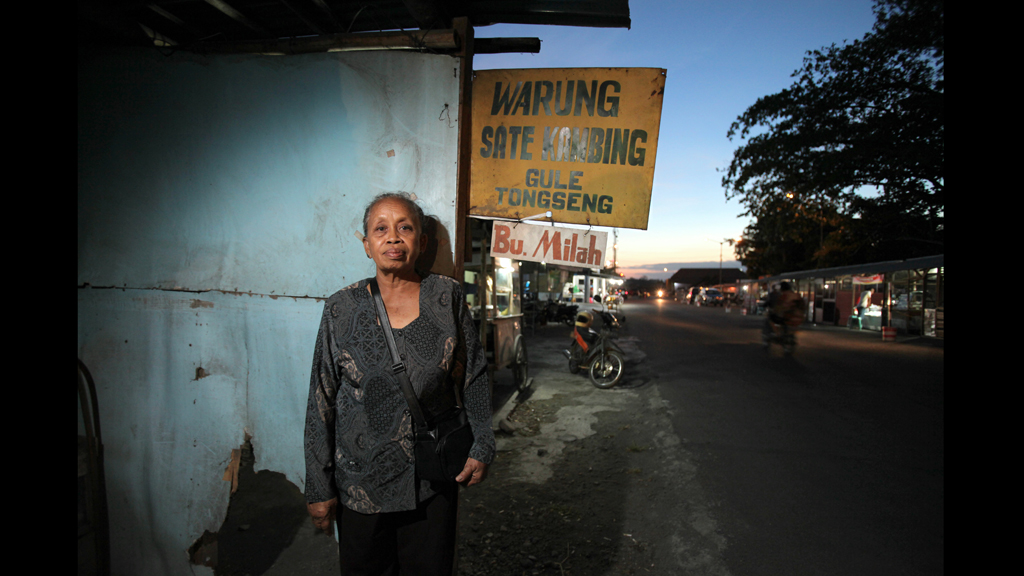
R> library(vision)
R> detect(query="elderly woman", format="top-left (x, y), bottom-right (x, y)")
top-left (304, 192), bottom-right (494, 575)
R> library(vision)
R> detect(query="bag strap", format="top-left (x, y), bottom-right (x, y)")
top-left (369, 279), bottom-right (430, 432)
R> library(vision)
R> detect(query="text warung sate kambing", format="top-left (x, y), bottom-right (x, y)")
top-left (470, 68), bottom-right (666, 231)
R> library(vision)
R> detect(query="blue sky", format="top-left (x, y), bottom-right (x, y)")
top-left (474, 0), bottom-right (878, 279)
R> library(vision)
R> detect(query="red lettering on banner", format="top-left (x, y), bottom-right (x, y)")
top-left (532, 230), bottom-right (561, 260)
top-left (493, 224), bottom-right (510, 254)
top-left (586, 234), bottom-right (602, 266)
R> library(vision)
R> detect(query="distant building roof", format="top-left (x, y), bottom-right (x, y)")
top-left (667, 268), bottom-right (748, 286)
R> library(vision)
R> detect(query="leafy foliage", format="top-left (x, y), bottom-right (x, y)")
top-left (722, 0), bottom-right (943, 275)
top-left (732, 193), bottom-right (858, 279)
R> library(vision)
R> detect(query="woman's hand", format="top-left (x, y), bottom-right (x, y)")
top-left (456, 458), bottom-right (488, 487)
top-left (307, 498), bottom-right (337, 534)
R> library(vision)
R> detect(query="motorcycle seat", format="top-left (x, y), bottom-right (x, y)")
top-left (581, 328), bottom-right (601, 345)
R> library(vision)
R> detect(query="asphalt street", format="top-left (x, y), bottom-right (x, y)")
top-left (618, 298), bottom-right (944, 575)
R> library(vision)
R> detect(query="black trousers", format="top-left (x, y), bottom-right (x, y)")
top-left (338, 486), bottom-right (458, 576)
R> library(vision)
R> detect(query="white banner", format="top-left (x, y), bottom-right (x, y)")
top-left (489, 222), bottom-right (608, 268)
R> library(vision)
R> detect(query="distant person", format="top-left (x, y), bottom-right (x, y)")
top-left (856, 289), bottom-right (873, 319)
top-left (764, 282), bottom-right (803, 337)
top-left (765, 284), bottom-right (779, 311)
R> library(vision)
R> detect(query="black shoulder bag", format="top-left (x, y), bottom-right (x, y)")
top-left (369, 279), bottom-right (474, 484)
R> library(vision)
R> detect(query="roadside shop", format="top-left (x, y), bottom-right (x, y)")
top-left (750, 254), bottom-right (944, 338)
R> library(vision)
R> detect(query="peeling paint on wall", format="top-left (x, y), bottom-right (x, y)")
top-left (222, 439), bottom-right (244, 494)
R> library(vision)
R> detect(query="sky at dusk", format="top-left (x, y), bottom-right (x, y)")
top-left (473, 0), bottom-right (879, 280)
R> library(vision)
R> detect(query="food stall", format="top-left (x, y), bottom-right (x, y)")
top-left (463, 219), bottom-right (530, 395)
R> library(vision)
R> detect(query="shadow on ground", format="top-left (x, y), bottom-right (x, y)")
top-left (200, 438), bottom-right (339, 576)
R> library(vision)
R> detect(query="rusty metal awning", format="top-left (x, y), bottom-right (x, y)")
top-left (78, 0), bottom-right (631, 54)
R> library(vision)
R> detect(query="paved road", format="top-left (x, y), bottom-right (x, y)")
top-left (623, 298), bottom-right (944, 575)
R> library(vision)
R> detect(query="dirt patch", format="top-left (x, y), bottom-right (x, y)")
top-left (457, 394), bottom-right (663, 576)
top-left (454, 322), bottom-right (726, 576)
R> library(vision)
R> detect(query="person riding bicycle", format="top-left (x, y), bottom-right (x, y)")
top-left (763, 282), bottom-right (804, 338)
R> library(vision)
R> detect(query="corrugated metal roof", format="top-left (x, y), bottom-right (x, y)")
top-left (758, 254), bottom-right (944, 283)
top-left (78, 0), bottom-right (631, 53)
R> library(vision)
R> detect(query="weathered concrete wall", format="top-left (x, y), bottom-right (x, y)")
top-left (78, 47), bottom-right (461, 575)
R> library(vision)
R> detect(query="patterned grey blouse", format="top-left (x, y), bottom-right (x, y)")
top-left (304, 273), bottom-right (495, 514)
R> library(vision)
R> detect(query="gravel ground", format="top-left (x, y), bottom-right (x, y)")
top-left (454, 320), bottom-right (722, 576)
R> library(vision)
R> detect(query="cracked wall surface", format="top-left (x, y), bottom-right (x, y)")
top-left (78, 47), bottom-right (461, 576)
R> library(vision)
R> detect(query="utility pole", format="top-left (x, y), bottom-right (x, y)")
top-left (708, 237), bottom-right (738, 288)
top-left (612, 228), bottom-right (618, 274)
top-left (718, 241), bottom-right (723, 287)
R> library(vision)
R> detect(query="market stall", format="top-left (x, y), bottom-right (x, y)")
top-left (464, 219), bottom-right (530, 396)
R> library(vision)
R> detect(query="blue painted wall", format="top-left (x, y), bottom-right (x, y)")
top-left (78, 47), bottom-right (462, 575)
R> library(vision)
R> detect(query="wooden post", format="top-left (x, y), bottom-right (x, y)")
top-left (452, 16), bottom-right (474, 282)
top-left (479, 229), bottom-right (489, 347)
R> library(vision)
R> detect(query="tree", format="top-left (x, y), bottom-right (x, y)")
top-left (722, 0), bottom-right (943, 274)
top-left (734, 194), bottom-right (854, 278)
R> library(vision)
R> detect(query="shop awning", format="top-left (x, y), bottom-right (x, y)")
top-left (758, 255), bottom-right (943, 284)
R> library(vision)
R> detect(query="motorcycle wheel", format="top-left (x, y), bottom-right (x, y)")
top-left (568, 343), bottom-right (581, 374)
top-left (589, 350), bottom-right (625, 389)
top-left (512, 338), bottom-right (529, 390)
top-left (783, 335), bottom-right (796, 356)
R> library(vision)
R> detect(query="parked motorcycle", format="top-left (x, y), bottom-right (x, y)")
top-left (601, 303), bottom-right (625, 327)
top-left (548, 300), bottom-right (579, 326)
top-left (563, 309), bottom-right (626, 389)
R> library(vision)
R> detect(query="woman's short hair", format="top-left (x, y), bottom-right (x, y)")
top-left (362, 192), bottom-right (425, 237)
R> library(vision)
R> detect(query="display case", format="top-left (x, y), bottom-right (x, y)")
top-left (861, 305), bottom-right (883, 330)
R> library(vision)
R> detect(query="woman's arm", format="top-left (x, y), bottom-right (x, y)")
top-left (454, 283), bottom-right (496, 471)
top-left (304, 305), bottom-right (340, 509)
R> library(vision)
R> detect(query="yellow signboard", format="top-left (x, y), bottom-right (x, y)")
top-left (470, 68), bottom-right (666, 230)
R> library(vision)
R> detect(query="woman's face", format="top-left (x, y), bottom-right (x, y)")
top-left (362, 198), bottom-right (426, 276)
